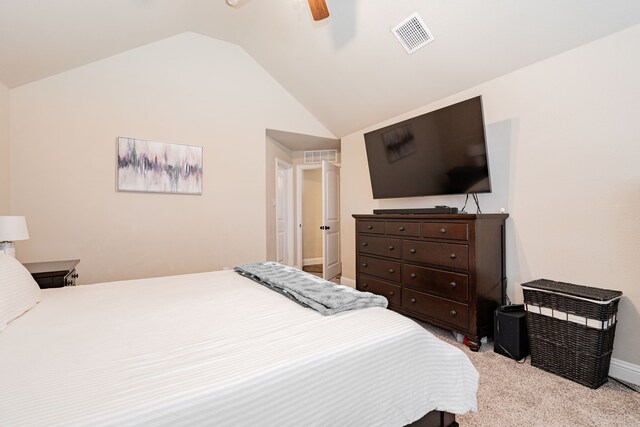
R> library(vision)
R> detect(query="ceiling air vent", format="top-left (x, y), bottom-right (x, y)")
top-left (392, 12), bottom-right (434, 54)
top-left (304, 150), bottom-right (337, 164)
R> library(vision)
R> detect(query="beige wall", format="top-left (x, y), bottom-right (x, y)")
top-left (0, 80), bottom-right (9, 214)
top-left (341, 25), bottom-right (640, 365)
top-left (302, 168), bottom-right (322, 262)
top-left (9, 32), bottom-right (332, 284)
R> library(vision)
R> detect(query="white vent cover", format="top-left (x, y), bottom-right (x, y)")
top-left (392, 12), bottom-right (434, 54)
top-left (304, 150), bottom-right (337, 164)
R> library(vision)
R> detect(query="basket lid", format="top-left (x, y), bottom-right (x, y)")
top-left (522, 279), bottom-right (622, 301)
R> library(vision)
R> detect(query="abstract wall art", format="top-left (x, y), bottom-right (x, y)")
top-left (117, 137), bottom-right (203, 194)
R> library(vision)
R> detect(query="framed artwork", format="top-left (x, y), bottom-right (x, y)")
top-left (117, 137), bottom-right (203, 194)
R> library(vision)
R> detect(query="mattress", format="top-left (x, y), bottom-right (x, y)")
top-left (0, 270), bottom-right (478, 426)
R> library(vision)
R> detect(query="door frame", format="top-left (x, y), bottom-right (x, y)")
top-left (295, 164), bottom-right (321, 269)
top-left (275, 158), bottom-right (294, 266)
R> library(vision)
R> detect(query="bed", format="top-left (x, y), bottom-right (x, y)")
top-left (0, 263), bottom-right (478, 426)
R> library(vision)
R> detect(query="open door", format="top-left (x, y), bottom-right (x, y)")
top-left (322, 161), bottom-right (341, 280)
top-left (275, 159), bottom-right (294, 266)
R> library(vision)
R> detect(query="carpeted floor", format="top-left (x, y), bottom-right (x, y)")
top-left (417, 321), bottom-right (640, 426)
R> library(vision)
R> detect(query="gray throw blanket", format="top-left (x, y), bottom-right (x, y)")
top-left (234, 262), bottom-right (388, 315)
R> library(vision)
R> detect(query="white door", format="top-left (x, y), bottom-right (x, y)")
top-left (322, 161), bottom-right (341, 280)
top-left (276, 159), bottom-right (294, 266)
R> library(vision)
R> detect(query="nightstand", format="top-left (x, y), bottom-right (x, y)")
top-left (23, 259), bottom-right (80, 289)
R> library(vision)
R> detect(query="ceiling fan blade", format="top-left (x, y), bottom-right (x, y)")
top-left (308, 0), bottom-right (330, 21)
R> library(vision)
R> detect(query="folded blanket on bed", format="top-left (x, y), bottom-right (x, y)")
top-left (234, 262), bottom-right (388, 315)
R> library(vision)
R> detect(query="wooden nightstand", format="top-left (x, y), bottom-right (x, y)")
top-left (23, 259), bottom-right (80, 289)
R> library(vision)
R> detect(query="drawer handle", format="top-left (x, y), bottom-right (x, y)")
top-left (367, 225), bottom-right (373, 230)
top-left (399, 226), bottom-right (405, 231)
top-left (410, 273), bottom-right (416, 279)
top-left (362, 283), bottom-right (369, 288)
top-left (450, 281), bottom-right (457, 289)
top-left (389, 291), bottom-right (395, 296)
top-left (388, 245), bottom-right (395, 251)
top-left (450, 310), bottom-right (457, 317)
top-left (440, 228), bottom-right (447, 234)
top-left (362, 263), bottom-right (368, 268)
top-left (72, 273), bottom-right (79, 279)
top-left (450, 253), bottom-right (457, 259)
top-left (410, 298), bottom-right (416, 304)
top-left (362, 242), bottom-right (368, 247)
top-left (388, 268), bottom-right (395, 274)
top-left (409, 248), bottom-right (416, 254)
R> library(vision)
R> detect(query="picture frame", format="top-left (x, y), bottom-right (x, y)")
top-left (116, 137), bottom-right (203, 195)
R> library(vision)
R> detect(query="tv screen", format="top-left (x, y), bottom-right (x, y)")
top-left (364, 96), bottom-right (491, 199)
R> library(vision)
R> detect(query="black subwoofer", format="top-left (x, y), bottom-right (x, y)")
top-left (494, 305), bottom-right (530, 361)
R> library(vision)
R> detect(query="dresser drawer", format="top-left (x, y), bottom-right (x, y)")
top-left (384, 221), bottom-right (420, 237)
top-left (402, 240), bottom-right (469, 271)
top-left (403, 289), bottom-right (469, 330)
top-left (357, 220), bottom-right (385, 234)
top-left (403, 264), bottom-right (469, 302)
top-left (357, 235), bottom-right (402, 259)
top-left (357, 255), bottom-right (402, 283)
top-left (422, 222), bottom-right (469, 241)
top-left (357, 275), bottom-right (401, 307)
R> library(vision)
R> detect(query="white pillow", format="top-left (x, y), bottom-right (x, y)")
top-left (0, 253), bottom-right (42, 332)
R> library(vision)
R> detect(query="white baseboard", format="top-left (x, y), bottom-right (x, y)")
top-left (609, 358), bottom-right (640, 386)
top-left (340, 276), bottom-right (355, 288)
top-left (303, 257), bottom-right (322, 266)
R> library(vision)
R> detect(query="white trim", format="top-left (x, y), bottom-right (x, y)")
top-left (295, 164), bottom-right (322, 269)
top-left (303, 257), bottom-right (323, 267)
top-left (525, 303), bottom-right (616, 330)
top-left (609, 358), bottom-right (640, 386)
top-left (340, 276), bottom-right (355, 288)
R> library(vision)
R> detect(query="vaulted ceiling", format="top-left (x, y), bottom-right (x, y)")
top-left (2, 0), bottom-right (640, 137)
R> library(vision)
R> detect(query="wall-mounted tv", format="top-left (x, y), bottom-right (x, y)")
top-left (364, 96), bottom-right (491, 199)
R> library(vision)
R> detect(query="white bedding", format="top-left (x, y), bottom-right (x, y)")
top-left (0, 270), bottom-right (478, 426)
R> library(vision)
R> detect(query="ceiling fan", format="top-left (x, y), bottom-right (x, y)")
top-left (225, 0), bottom-right (330, 21)
top-left (307, 0), bottom-right (330, 21)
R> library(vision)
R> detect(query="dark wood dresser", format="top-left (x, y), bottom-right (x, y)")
top-left (353, 213), bottom-right (508, 351)
top-left (23, 259), bottom-right (80, 289)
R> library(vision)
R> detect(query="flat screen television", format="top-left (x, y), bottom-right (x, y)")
top-left (364, 96), bottom-right (491, 199)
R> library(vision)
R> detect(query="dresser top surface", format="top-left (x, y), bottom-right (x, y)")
top-left (352, 213), bottom-right (509, 220)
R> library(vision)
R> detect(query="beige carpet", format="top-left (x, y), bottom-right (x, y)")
top-left (417, 321), bottom-right (640, 427)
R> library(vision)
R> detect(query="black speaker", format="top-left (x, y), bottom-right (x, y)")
top-left (494, 305), bottom-right (530, 361)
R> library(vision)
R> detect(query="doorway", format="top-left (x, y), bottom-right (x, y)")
top-left (296, 161), bottom-right (342, 280)
top-left (299, 167), bottom-right (323, 273)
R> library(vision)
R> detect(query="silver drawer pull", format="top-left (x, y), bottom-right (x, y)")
top-left (410, 273), bottom-right (416, 279)
top-left (399, 226), bottom-right (405, 231)
top-left (410, 298), bottom-right (416, 304)
top-left (362, 283), bottom-right (369, 288)
top-left (450, 253), bottom-right (457, 259)
top-left (440, 228), bottom-right (447, 234)
top-left (409, 248), bottom-right (416, 254)
top-left (388, 245), bottom-right (395, 251)
top-left (362, 263), bottom-right (368, 268)
top-left (389, 291), bottom-right (395, 296)
top-left (450, 310), bottom-right (457, 317)
top-left (362, 242), bottom-right (368, 247)
top-left (367, 225), bottom-right (373, 230)
top-left (388, 268), bottom-right (395, 274)
top-left (450, 281), bottom-right (457, 288)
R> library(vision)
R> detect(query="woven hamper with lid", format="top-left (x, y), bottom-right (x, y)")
top-left (522, 279), bottom-right (622, 389)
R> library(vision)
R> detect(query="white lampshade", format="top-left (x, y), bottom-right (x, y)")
top-left (0, 216), bottom-right (30, 241)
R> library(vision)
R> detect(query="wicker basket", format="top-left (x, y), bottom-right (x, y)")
top-left (522, 279), bottom-right (622, 389)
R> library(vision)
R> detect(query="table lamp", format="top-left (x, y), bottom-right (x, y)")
top-left (0, 216), bottom-right (30, 258)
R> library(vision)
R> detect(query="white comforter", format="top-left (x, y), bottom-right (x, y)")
top-left (0, 270), bottom-right (478, 426)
